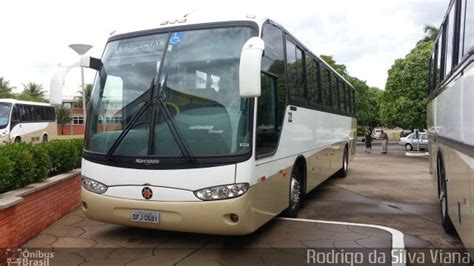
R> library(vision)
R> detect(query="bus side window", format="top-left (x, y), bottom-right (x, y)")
top-left (286, 39), bottom-right (306, 106)
top-left (306, 56), bottom-right (321, 108)
top-left (321, 67), bottom-right (331, 109)
top-left (261, 22), bottom-right (286, 136)
top-left (339, 81), bottom-right (346, 114)
top-left (10, 105), bottom-right (19, 128)
top-left (465, 0), bottom-right (474, 55)
top-left (331, 74), bottom-right (339, 112)
top-left (256, 73), bottom-right (278, 157)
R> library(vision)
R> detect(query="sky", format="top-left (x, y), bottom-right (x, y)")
top-left (0, 0), bottom-right (448, 100)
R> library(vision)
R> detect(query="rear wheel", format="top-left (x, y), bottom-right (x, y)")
top-left (336, 147), bottom-right (349, 178)
top-left (438, 156), bottom-right (456, 235)
top-left (42, 134), bottom-right (48, 143)
top-left (284, 168), bottom-right (303, 218)
top-left (405, 143), bottom-right (413, 151)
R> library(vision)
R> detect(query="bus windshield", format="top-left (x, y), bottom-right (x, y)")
top-left (0, 103), bottom-right (11, 129)
top-left (86, 26), bottom-right (255, 159)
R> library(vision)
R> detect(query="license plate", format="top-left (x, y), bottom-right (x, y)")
top-left (131, 210), bottom-right (160, 224)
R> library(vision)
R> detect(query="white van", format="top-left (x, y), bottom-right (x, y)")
top-left (372, 128), bottom-right (383, 139)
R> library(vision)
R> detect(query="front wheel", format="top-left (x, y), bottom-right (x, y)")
top-left (405, 143), bottom-right (413, 151)
top-left (283, 169), bottom-right (302, 218)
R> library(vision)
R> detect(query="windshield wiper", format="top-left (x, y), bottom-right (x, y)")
top-left (106, 79), bottom-right (154, 159)
top-left (151, 75), bottom-right (195, 161)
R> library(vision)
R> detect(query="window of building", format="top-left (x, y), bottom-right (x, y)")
top-left (72, 116), bottom-right (84, 125)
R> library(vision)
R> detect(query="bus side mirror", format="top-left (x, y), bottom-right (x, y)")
top-left (239, 37), bottom-right (264, 98)
top-left (49, 56), bottom-right (102, 105)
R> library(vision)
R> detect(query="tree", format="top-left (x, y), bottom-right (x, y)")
top-left (320, 55), bottom-right (382, 128)
top-left (421, 25), bottom-right (439, 43)
top-left (18, 82), bottom-right (46, 102)
top-left (380, 40), bottom-right (433, 130)
top-left (0, 77), bottom-right (14, 98)
top-left (55, 106), bottom-right (71, 135)
top-left (75, 83), bottom-right (93, 108)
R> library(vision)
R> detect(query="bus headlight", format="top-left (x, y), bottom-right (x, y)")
top-left (194, 183), bottom-right (249, 201)
top-left (81, 176), bottom-right (108, 194)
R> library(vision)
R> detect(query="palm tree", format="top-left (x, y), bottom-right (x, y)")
top-left (422, 25), bottom-right (439, 43)
top-left (0, 77), bottom-right (14, 98)
top-left (56, 106), bottom-right (71, 135)
top-left (19, 82), bottom-right (46, 102)
top-left (75, 83), bottom-right (93, 108)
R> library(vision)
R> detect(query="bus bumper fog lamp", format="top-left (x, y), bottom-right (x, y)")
top-left (81, 176), bottom-right (108, 194)
top-left (194, 183), bottom-right (249, 201)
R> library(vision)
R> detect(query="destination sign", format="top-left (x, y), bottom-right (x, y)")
top-left (116, 40), bottom-right (165, 54)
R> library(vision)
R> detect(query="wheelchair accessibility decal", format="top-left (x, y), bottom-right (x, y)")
top-left (170, 32), bottom-right (184, 45)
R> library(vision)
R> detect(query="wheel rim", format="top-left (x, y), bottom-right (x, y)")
top-left (290, 177), bottom-right (301, 211)
top-left (343, 151), bottom-right (348, 172)
top-left (406, 144), bottom-right (412, 151)
top-left (441, 192), bottom-right (447, 218)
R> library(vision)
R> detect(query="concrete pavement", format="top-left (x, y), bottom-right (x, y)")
top-left (17, 144), bottom-right (464, 265)
top-left (21, 209), bottom-right (395, 265)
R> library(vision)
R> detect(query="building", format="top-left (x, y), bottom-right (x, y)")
top-left (58, 98), bottom-right (85, 135)
top-left (58, 98), bottom-right (123, 136)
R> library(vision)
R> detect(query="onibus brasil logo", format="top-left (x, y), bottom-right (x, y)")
top-left (5, 248), bottom-right (54, 266)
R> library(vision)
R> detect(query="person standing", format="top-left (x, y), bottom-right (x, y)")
top-left (365, 129), bottom-right (373, 153)
top-left (381, 129), bottom-right (389, 154)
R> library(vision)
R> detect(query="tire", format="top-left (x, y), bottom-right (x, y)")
top-left (438, 156), bottom-right (456, 235)
top-left (336, 147), bottom-right (349, 178)
top-left (14, 137), bottom-right (21, 144)
top-left (405, 143), bottom-right (413, 151)
top-left (283, 168), bottom-right (303, 218)
top-left (42, 134), bottom-right (48, 143)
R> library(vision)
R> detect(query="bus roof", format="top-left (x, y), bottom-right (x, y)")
top-left (0, 98), bottom-right (53, 107)
top-left (110, 11), bottom-right (355, 90)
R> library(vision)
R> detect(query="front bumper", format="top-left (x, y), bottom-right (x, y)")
top-left (81, 187), bottom-right (258, 235)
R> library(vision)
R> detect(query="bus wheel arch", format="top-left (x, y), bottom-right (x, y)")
top-left (14, 136), bottom-right (21, 143)
top-left (42, 134), bottom-right (48, 143)
top-left (283, 156), bottom-right (307, 218)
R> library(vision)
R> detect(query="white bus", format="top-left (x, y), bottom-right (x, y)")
top-left (0, 99), bottom-right (57, 145)
top-left (52, 13), bottom-right (356, 235)
top-left (428, 0), bottom-right (473, 250)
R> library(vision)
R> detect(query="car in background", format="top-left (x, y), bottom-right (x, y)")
top-left (372, 128), bottom-right (383, 139)
top-left (400, 129), bottom-right (412, 138)
top-left (399, 132), bottom-right (428, 151)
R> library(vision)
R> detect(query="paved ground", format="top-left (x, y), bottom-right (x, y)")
top-left (21, 212), bottom-right (392, 265)
top-left (18, 144), bottom-right (465, 265)
top-left (298, 144), bottom-right (463, 249)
